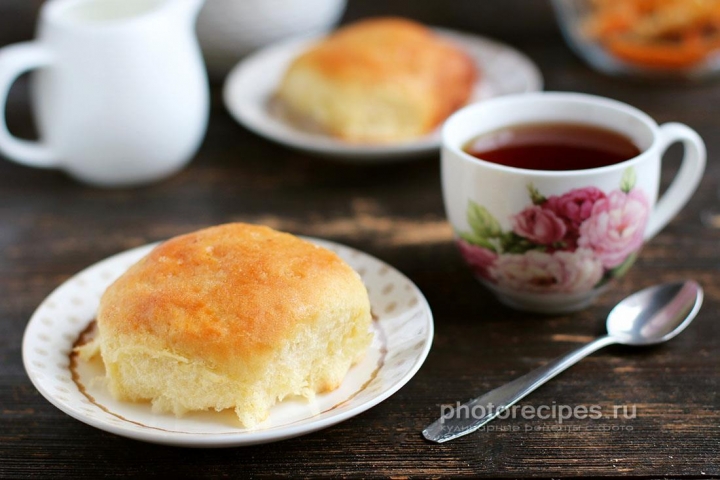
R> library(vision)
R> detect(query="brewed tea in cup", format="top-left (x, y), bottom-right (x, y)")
top-left (463, 122), bottom-right (640, 171)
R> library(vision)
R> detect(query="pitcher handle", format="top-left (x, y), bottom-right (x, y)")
top-left (645, 123), bottom-right (706, 240)
top-left (0, 42), bottom-right (57, 168)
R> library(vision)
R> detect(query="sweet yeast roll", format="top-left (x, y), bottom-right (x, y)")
top-left (78, 223), bottom-right (372, 427)
top-left (276, 17), bottom-right (477, 143)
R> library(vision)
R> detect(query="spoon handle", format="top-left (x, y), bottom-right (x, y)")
top-left (422, 335), bottom-right (617, 443)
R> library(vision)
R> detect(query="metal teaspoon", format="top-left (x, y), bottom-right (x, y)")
top-left (422, 281), bottom-right (703, 443)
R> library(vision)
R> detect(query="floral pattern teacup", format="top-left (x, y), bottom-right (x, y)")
top-left (442, 93), bottom-right (705, 313)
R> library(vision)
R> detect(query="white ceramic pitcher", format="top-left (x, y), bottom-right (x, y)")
top-left (0, 0), bottom-right (209, 187)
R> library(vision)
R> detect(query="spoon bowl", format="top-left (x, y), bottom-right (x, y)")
top-left (606, 281), bottom-right (703, 346)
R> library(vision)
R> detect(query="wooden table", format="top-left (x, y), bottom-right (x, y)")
top-left (1, 2), bottom-right (718, 478)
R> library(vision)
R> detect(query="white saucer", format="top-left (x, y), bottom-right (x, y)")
top-left (22, 238), bottom-right (434, 447)
top-left (223, 28), bottom-right (543, 161)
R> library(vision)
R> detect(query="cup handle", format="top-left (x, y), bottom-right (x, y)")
top-left (645, 122), bottom-right (706, 240)
top-left (0, 42), bottom-right (57, 168)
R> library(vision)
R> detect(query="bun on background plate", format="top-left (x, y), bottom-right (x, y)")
top-left (77, 223), bottom-right (372, 427)
top-left (276, 17), bottom-right (478, 143)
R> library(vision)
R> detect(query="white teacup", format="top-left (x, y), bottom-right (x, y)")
top-left (0, 0), bottom-right (209, 187)
top-left (442, 92), bottom-right (706, 313)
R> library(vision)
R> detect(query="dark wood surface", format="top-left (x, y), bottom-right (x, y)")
top-left (1, 1), bottom-right (719, 478)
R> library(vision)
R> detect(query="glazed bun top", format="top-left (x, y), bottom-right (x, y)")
top-left (97, 223), bottom-right (369, 374)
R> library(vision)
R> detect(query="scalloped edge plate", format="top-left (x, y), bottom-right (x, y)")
top-left (23, 237), bottom-right (434, 447)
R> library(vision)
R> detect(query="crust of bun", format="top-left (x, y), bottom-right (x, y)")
top-left (88, 223), bottom-right (372, 426)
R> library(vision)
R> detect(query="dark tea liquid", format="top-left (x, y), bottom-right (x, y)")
top-left (464, 123), bottom-right (641, 171)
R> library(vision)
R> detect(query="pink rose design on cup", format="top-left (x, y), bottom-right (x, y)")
top-left (545, 187), bottom-right (606, 230)
top-left (456, 167), bottom-right (650, 295)
top-left (491, 249), bottom-right (603, 294)
top-left (578, 189), bottom-right (650, 269)
top-left (457, 239), bottom-right (497, 280)
top-left (544, 187), bottom-right (607, 249)
top-left (511, 206), bottom-right (566, 245)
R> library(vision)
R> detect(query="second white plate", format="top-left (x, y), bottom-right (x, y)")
top-left (22, 237), bottom-right (434, 447)
top-left (223, 28), bottom-right (543, 161)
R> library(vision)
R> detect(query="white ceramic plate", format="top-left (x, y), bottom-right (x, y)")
top-left (22, 238), bottom-right (434, 447)
top-left (223, 28), bottom-right (543, 161)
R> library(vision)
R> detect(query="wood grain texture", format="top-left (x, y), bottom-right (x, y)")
top-left (0, 0), bottom-right (718, 478)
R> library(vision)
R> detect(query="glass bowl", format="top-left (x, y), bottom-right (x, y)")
top-left (552, 0), bottom-right (720, 80)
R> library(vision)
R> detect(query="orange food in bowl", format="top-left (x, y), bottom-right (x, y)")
top-left (582, 0), bottom-right (720, 69)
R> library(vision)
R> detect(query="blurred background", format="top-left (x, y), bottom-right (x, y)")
top-left (0, 0), bottom-right (560, 65)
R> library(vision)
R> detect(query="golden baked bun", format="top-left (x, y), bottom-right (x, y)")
top-left (276, 17), bottom-right (477, 143)
top-left (81, 223), bottom-right (372, 427)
